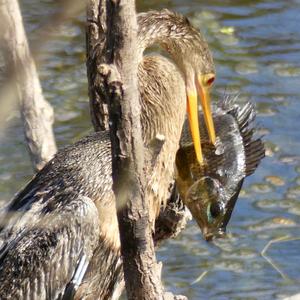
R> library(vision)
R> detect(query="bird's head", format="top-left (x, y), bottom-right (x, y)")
top-left (186, 67), bottom-right (216, 166)
top-left (166, 15), bottom-right (217, 165)
top-left (184, 25), bottom-right (216, 166)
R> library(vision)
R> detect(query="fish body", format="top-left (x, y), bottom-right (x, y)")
top-left (176, 96), bottom-right (265, 241)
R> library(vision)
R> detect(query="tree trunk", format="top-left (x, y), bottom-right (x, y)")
top-left (86, 0), bottom-right (166, 299)
top-left (0, 0), bottom-right (57, 171)
top-left (109, 2), bottom-right (165, 299)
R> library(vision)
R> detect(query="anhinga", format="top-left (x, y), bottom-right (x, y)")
top-left (0, 10), bottom-right (216, 299)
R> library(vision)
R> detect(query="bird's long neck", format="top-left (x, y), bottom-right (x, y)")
top-left (138, 55), bottom-right (186, 221)
top-left (137, 10), bottom-right (213, 75)
top-left (139, 56), bottom-right (185, 144)
top-left (137, 10), bottom-right (204, 219)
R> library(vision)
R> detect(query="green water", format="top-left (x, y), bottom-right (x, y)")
top-left (1, 0), bottom-right (300, 299)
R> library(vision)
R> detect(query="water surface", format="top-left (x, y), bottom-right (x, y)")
top-left (1, 0), bottom-right (300, 299)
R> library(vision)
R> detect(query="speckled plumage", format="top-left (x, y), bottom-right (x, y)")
top-left (138, 10), bottom-right (214, 76)
top-left (0, 10), bottom-right (214, 299)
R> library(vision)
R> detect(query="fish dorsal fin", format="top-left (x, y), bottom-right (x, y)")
top-left (234, 101), bottom-right (265, 177)
top-left (244, 138), bottom-right (265, 176)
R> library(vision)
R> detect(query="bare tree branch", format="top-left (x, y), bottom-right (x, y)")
top-left (87, 0), bottom-right (167, 299)
top-left (0, 0), bottom-right (57, 171)
top-left (109, 1), bottom-right (164, 295)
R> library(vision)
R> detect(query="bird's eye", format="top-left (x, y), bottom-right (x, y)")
top-left (207, 202), bottom-right (221, 223)
top-left (206, 75), bottom-right (215, 87)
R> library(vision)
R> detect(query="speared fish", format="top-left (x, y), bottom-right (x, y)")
top-left (175, 96), bottom-right (265, 241)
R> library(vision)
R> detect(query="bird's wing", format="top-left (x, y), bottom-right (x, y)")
top-left (0, 191), bottom-right (100, 300)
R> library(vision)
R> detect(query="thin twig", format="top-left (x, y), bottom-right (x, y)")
top-left (190, 270), bottom-right (209, 285)
top-left (261, 235), bottom-right (300, 281)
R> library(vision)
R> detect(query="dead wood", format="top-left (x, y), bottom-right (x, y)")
top-left (0, 0), bottom-right (57, 171)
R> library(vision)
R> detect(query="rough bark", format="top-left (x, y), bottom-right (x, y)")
top-left (86, 0), bottom-right (110, 131)
top-left (109, 4), bottom-right (163, 300)
top-left (0, 0), bottom-right (57, 171)
top-left (87, 1), bottom-right (166, 299)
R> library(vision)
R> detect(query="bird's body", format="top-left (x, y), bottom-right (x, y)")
top-left (0, 10), bottom-right (215, 299)
top-left (0, 57), bottom-right (185, 300)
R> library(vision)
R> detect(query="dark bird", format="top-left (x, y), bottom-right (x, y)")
top-left (0, 10), bottom-right (216, 299)
top-left (176, 96), bottom-right (265, 241)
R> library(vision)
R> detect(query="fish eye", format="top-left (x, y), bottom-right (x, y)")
top-left (207, 202), bottom-right (222, 223)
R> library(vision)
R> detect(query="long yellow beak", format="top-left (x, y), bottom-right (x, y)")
top-left (187, 74), bottom-right (216, 165)
top-left (187, 90), bottom-right (203, 164)
top-left (197, 75), bottom-right (216, 145)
